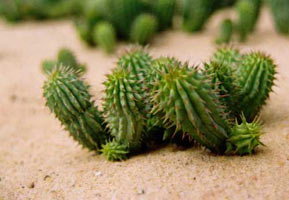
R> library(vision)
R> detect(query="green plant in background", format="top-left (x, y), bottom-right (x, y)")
top-left (83, 0), bottom-right (107, 26)
top-left (236, 0), bottom-right (262, 42)
top-left (215, 18), bottom-right (234, 44)
top-left (41, 48), bottom-right (86, 76)
top-left (74, 19), bottom-right (95, 46)
top-left (213, 0), bottom-right (238, 10)
top-left (1, 0), bottom-right (289, 51)
top-left (268, 0), bottom-right (289, 34)
top-left (106, 0), bottom-right (142, 38)
top-left (0, 0), bottom-right (22, 22)
top-left (0, 0), bottom-right (82, 22)
top-left (72, 0), bottom-right (170, 52)
top-left (93, 21), bottom-right (117, 53)
top-left (74, 0), bottom-right (107, 46)
top-left (46, 0), bottom-right (83, 18)
top-left (130, 14), bottom-right (158, 45)
top-left (151, 0), bottom-right (176, 31)
top-left (42, 60), bottom-right (59, 75)
top-left (182, 0), bottom-right (215, 32)
top-left (43, 66), bottom-right (108, 150)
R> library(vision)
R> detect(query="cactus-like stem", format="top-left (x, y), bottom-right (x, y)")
top-left (235, 52), bottom-right (277, 121)
top-left (130, 14), bottom-right (158, 45)
top-left (43, 66), bottom-right (108, 150)
top-left (204, 61), bottom-right (238, 119)
top-left (182, 0), bottom-right (215, 32)
top-left (41, 60), bottom-right (58, 75)
top-left (213, 0), bottom-right (238, 10)
top-left (58, 48), bottom-right (77, 68)
top-left (209, 48), bottom-right (277, 122)
top-left (93, 21), bottom-right (117, 54)
top-left (117, 48), bottom-right (152, 83)
top-left (211, 47), bottom-right (242, 68)
top-left (103, 68), bottom-right (146, 151)
top-left (151, 63), bottom-right (230, 153)
top-left (101, 140), bottom-right (129, 161)
top-left (215, 19), bottom-right (233, 45)
top-left (83, 0), bottom-right (107, 26)
top-left (210, 48), bottom-right (242, 112)
top-left (41, 48), bottom-right (86, 76)
top-left (146, 57), bottom-right (181, 129)
top-left (226, 116), bottom-right (264, 155)
top-left (0, 0), bottom-right (82, 22)
top-left (0, 0), bottom-right (22, 22)
top-left (152, 0), bottom-right (176, 31)
top-left (106, 0), bottom-right (142, 38)
top-left (236, 0), bottom-right (262, 42)
top-left (74, 18), bottom-right (95, 46)
top-left (268, 0), bottom-right (289, 34)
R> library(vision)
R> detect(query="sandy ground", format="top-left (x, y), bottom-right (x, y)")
top-left (0, 9), bottom-right (289, 200)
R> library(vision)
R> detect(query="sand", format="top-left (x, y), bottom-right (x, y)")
top-left (0, 9), bottom-right (289, 200)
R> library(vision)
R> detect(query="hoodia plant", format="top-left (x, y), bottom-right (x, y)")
top-left (42, 47), bottom-right (276, 161)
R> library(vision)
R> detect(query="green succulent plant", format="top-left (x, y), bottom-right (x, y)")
top-left (210, 48), bottom-right (276, 122)
top-left (226, 116), bottom-right (264, 155)
top-left (41, 48), bottom-right (86, 76)
top-left (74, 18), bottom-right (95, 46)
top-left (117, 48), bottom-right (152, 82)
top-left (215, 19), bottom-right (234, 44)
top-left (182, 0), bottom-right (215, 32)
top-left (236, 0), bottom-right (262, 42)
top-left (150, 60), bottom-right (265, 155)
top-left (103, 68), bottom-right (146, 152)
top-left (213, 0), bottom-right (238, 10)
top-left (204, 61), bottom-right (238, 119)
top-left (152, 0), bottom-right (176, 31)
top-left (130, 14), bottom-right (158, 45)
top-left (41, 47), bottom-right (274, 160)
top-left (148, 57), bottom-right (195, 143)
top-left (93, 21), bottom-right (117, 53)
top-left (83, 0), bottom-right (107, 26)
top-left (46, 0), bottom-right (83, 18)
top-left (103, 49), bottom-right (153, 151)
top-left (43, 66), bottom-right (108, 150)
top-left (0, 0), bottom-right (81, 22)
top-left (268, 0), bottom-right (289, 34)
top-left (106, 0), bottom-right (142, 38)
top-left (57, 48), bottom-right (80, 70)
top-left (211, 47), bottom-right (242, 68)
top-left (101, 140), bottom-right (129, 161)
top-left (41, 60), bottom-right (58, 75)
top-left (235, 52), bottom-right (276, 122)
top-left (151, 62), bottom-right (230, 153)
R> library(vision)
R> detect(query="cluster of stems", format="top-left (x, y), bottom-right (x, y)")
top-left (42, 47), bottom-right (276, 161)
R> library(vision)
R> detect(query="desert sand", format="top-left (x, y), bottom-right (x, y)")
top-left (0, 9), bottom-right (289, 200)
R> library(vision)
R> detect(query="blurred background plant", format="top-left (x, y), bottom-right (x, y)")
top-left (0, 0), bottom-right (288, 53)
top-left (0, 0), bottom-right (83, 21)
